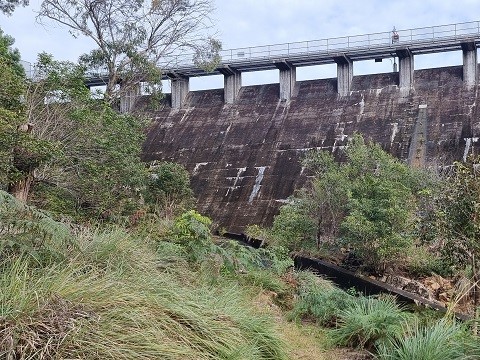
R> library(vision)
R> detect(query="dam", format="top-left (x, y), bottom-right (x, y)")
top-left (138, 21), bottom-right (480, 232)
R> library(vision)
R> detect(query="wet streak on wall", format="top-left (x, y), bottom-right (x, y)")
top-left (141, 65), bottom-right (480, 233)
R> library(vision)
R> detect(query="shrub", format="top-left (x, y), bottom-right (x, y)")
top-left (145, 161), bottom-right (193, 212)
top-left (270, 198), bottom-right (317, 251)
top-left (167, 210), bottom-right (214, 262)
top-left (269, 134), bottom-right (432, 270)
top-left (329, 295), bottom-right (409, 350)
top-left (0, 190), bottom-right (73, 264)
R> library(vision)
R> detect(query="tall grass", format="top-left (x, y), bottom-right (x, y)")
top-left (329, 295), bottom-right (409, 350)
top-left (0, 213), bottom-right (288, 359)
top-left (289, 271), bottom-right (353, 326)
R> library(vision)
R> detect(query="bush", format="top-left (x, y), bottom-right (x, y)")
top-left (0, 190), bottom-right (73, 265)
top-left (329, 295), bottom-right (409, 350)
top-left (376, 319), bottom-right (479, 360)
top-left (167, 210), bottom-right (214, 262)
top-left (145, 161), bottom-right (193, 212)
top-left (270, 198), bottom-right (317, 251)
top-left (269, 134), bottom-right (431, 270)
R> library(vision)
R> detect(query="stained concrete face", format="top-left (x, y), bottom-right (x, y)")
top-left (224, 71), bottom-right (242, 104)
top-left (397, 49), bottom-right (414, 89)
top-left (171, 77), bottom-right (189, 109)
top-left (141, 65), bottom-right (480, 233)
top-left (334, 55), bottom-right (353, 96)
top-left (120, 84), bottom-right (141, 113)
top-left (277, 63), bottom-right (297, 101)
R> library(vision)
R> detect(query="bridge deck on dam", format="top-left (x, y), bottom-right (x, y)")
top-left (84, 20), bottom-right (480, 112)
top-left (166, 21), bottom-right (480, 77)
top-left (84, 20), bottom-right (480, 86)
top-left (141, 64), bottom-right (480, 233)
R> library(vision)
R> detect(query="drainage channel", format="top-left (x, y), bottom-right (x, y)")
top-left (221, 232), bottom-right (470, 321)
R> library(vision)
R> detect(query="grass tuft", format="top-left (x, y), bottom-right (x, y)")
top-left (329, 295), bottom-right (409, 351)
top-left (376, 318), bottom-right (479, 360)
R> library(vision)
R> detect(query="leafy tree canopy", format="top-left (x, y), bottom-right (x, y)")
top-left (0, 0), bottom-right (28, 16)
top-left (271, 134), bottom-right (432, 271)
top-left (38, 0), bottom-right (220, 102)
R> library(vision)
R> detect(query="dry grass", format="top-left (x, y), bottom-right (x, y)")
top-left (0, 296), bottom-right (93, 360)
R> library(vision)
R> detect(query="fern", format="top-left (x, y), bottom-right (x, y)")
top-left (0, 190), bottom-right (73, 264)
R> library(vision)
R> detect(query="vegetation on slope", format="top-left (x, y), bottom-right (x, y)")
top-left (0, 191), bottom-right (291, 359)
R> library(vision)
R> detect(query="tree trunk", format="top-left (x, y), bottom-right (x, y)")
top-left (8, 172), bottom-right (33, 202)
top-left (473, 255), bottom-right (479, 335)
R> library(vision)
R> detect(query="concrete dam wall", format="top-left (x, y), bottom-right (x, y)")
top-left (142, 65), bottom-right (480, 233)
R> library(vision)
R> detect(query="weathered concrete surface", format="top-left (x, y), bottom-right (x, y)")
top-left (141, 65), bottom-right (480, 233)
top-left (170, 77), bottom-right (189, 109)
top-left (462, 42), bottom-right (477, 87)
top-left (334, 55), bottom-right (353, 96)
top-left (397, 48), bottom-right (414, 89)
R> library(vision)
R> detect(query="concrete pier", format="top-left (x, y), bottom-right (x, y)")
top-left (462, 41), bottom-right (477, 87)
top-left (396, 48), bottom-right (414, 89)
top-left (219, 66), bottom-right (242, 104)
top-left (120, 84), bottom-right (140, 113)
top-left (168, 73), bottom-right (189, 109)
top-left (334, 55), bottom-right (353, 96)
top-left (274, 60), bottom-right (296, 101)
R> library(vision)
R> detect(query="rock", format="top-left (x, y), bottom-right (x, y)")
top-left (385, 275), bottom-right (434, 301)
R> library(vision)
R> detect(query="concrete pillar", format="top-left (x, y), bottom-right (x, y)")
top-left (396, 48), bottom-right (414, 89)
top-left (461, 41), bottom-right (477, 87)
top-left (274, 60), bottom-right (296, 101)
top-left (334, 55), bottom-right (353, 96)
top-left (218, 66), bottom-right (242, 104)
top-left (167, 72), bottom-right (189, 109)
top-left (120, 83), bottom-right (141, 113)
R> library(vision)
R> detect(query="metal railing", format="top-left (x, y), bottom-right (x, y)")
top-left (162, 20), bottom-right (480, 68)
top-left (79, 20), bottom-right (480, 80)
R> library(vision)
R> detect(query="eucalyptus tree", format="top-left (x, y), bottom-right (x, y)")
top-left (0, 29), bottom-right (53, 201)
top-left (0, 0), bottom-right (28, 15)
top-left (38, 0), bottom-right (220, 103)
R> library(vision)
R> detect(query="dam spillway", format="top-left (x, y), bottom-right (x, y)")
top-left (141, 64), bottom-right (480, 232)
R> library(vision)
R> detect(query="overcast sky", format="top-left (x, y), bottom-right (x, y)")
top-left (1, 0), bottom-right (479, 90)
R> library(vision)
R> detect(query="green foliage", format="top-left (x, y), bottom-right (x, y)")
top-left (0, 30), bottom-right (55, 191)
top-left (271, 134), bottom-right (431, 271)
top-left (271, 197), bottom-right (318, 251)
top-left (290, 272), bottom-right (353, 326)
top-left (70, 107), bottom-right (147, 217)
top-left (329, 295), bottom-right (409, 350)
top-left (27, 54), bottom-right (147, 219)
top-left (376, 319), bottom-right (479, 360)
top-left (193, 37), bottom-right (222, 72)
top-left (145, 161), bottom-right (193, 211)
top-left (435, 157), bottom-right (480, 271)
top-left (0, 227), bottom-right (288, 360)
top-left (167, 210), bottom-right (214, 262)
top-left (0, 27), bottom-right (24, 77)
top-left (218, 240), bottom-right (293, 276)
top-left (238, 268), bottom-right (290, 297)
top-left (0, 190), bottom-right (72, 264)
top-left (406, 246), bottom-right (453, 277)
top-left (29, 181), bottom-right (79, 219)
